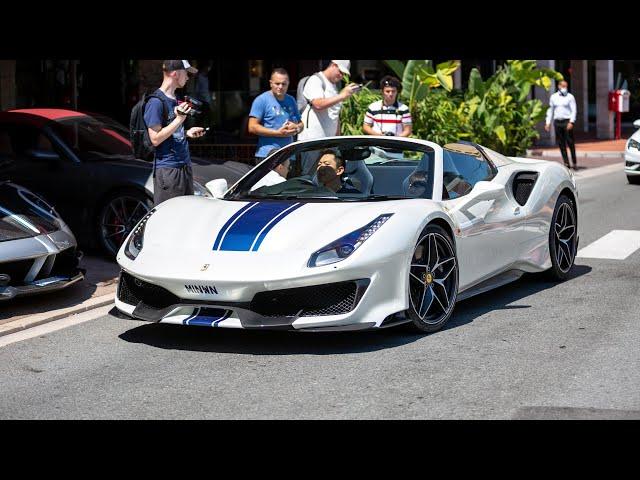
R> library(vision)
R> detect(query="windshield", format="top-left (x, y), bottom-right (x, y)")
top-left (49, 115), bottom-right (132, 159)
top-left (225, 138), bottom-right (436, 202)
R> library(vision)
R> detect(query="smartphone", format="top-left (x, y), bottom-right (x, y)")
top-left (352, 83), bottom-right (363, 92)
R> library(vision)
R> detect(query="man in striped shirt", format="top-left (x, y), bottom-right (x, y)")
top-left (363, 76), bottom-right (412, 137)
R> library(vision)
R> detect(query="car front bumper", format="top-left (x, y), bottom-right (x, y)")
top-left (0, 233), bottom-right (84, 301)
top-left (625, 150), bottom-right (640, 176)
top-left (113, 252), bottom-right (409, 331)
top-left (0, 271), bottom-right (85, 301)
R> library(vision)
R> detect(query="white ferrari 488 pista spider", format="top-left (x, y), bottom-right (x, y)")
top-left (113, 136), bottom-right (579, 333)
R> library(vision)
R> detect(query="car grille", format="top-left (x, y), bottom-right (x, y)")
top-left (0, 259), bottom-right (34, 284)
top-left (250, 281), bottom-right (363, 317)
top-left (49, 247), bottom-right (79, 277)
top-left (117, 271), bottom-right (180, 309)
top-left (118, 272), bottom-right (368, 320)
top-left (32, 247), bottom-right (79, 281)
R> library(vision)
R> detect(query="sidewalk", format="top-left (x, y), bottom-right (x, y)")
top-left (526, 131), bottom-right (630, 169)
top-left (0, 255), bottom-right (120, 337)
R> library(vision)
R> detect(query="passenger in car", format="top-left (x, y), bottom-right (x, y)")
top-left (250, 158), bottom-right (290, 191)
top-left (315, 149), bottom-right (360, 193)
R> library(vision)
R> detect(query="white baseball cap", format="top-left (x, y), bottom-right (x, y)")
top-left (331, 60), bottom-right (351, 76)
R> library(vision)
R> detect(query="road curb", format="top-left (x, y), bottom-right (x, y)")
top-left (526, 149), bottom-right (625, 160)
top-left (0, 293), bottom-right (115, 338)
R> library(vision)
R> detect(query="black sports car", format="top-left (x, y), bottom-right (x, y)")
top-left (0, 108), bottom-right (251, 256)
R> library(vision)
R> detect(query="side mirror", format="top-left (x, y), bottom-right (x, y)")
top-left (25, 149), bottom-right (60, 162)
top-left (206, 178), bottom-right (228, 199)
top-left (633, 119), bottom-right (640, 129)
top-left (472, 180), bottom-right (505, 201)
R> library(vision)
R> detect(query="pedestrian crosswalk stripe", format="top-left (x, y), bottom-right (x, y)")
top-left (576, 230), bottom-right (640, 260)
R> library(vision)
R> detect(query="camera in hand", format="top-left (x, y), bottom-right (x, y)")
top-left (384, 131), bottom-right (395, 136)
top-left (181, 96), bottom-right (203, 116)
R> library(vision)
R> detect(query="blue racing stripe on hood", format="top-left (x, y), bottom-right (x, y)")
top-left (212, 202), bottom-right (257, 250)
top-left (218, 201), bottom-right (302, 251)
top-left (250, 202), bottom-right (304, 251)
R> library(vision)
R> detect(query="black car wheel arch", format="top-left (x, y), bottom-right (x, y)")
top-left (97, 188), bottom-right (153, 257)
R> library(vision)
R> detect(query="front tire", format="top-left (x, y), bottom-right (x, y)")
top-left (547, 194), bottom-right (577, 280)
top-left (405, 224), bottom-right (459, 333)
top-left (97, 189), bottom-right (152, 257)
top-left (627, 175), bottom-right (640, 185)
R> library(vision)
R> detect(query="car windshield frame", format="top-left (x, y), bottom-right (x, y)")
top-left (224, 137), bottom-right (438, 203)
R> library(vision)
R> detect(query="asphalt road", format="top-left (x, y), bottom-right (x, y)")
top-left (1, 167), bottom-right (639, 419)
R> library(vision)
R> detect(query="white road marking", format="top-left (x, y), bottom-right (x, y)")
top-left (0, 304), bottom-right (113, 348)
top-left (576, 230), bottom-right (640, 260)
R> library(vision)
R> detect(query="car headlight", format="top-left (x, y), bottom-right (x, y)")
top-left (308, 214), bottom-right (393, 267)
top-left (193, 181), bottom-right (212, 197)
top-left (628, 138), bottom-right (640, 152)
top-left (124, 208), bottom-right (156, 260)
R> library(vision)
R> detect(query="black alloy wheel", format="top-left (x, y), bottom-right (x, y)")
top-left (547, 194), bottom-right (577, 280)
top-left (406, 224), bottom-right (459, 333)
top-left (98, 190), bottom-right (152, 256)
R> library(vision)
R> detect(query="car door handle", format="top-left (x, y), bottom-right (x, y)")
top-left (514, 207), bottom-right (521, 215)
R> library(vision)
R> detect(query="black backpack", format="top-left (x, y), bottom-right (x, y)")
top-left (129, 92), bottom-right (168, 162)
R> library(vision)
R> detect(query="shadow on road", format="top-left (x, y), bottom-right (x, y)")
top-left (445, 264), bottom-right (592, 332)
top-left (119, 322), bottom-right (424, 355)
top-left (0, 282), bottom-right (97, 321)
top-left (118, 264), bottom-right (592, 355)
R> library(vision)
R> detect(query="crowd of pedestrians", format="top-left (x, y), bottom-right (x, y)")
top-left (144, 59), bottom-right (412, 205)
top-left (143, 59), bottom-right (586, 207)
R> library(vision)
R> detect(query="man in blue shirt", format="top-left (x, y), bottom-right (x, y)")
top-left (248, 67), bottom-right (304, 165)
top-left (144, 59), bottom-right (206, 205)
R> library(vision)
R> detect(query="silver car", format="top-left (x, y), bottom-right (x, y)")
top-left (0, 181), bottom-right (83, 301)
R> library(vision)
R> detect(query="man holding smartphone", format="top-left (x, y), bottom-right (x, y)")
top-left (248, 67), bottom-right (304, 165)
top-left (297, 60), bottom-right (360, 173)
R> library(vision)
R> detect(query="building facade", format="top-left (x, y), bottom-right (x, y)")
top-left (1, 59), bottom-right (639, 149)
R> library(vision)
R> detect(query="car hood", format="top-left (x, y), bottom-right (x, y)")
top-left (191, 158), bottom-right (252, 186)
top-left (0, 182), bottom-right (62, 241)
top-left (123, 195), bottom-right (437, 282)
top-left (87, 154), bottom-right (152, 171)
